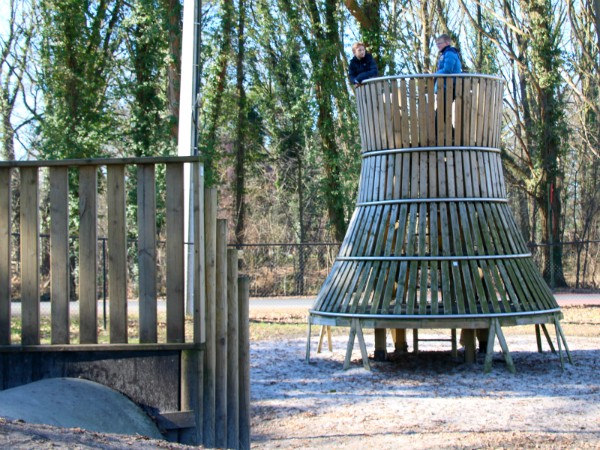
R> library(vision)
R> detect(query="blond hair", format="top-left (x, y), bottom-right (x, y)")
top-left (352, 42), bottom-right (366, 54)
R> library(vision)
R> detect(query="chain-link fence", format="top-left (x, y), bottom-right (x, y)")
top-left (8, 235), bottom-right (600, 300)
top-left (528, 240), bottom-right (600, 291)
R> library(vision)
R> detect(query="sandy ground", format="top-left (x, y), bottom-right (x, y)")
top-left (251, 334), bottom-right (600, 449)
top-left (1, 305), bottom-right (600, 449)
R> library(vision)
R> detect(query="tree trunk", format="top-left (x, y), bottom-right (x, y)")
top-left (233, 0), bottom-right (247, 246)
top-left (161, 0), bottom-right (183, 142)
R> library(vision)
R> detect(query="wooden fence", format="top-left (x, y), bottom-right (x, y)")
top-left (0, 157), bottom-right (249, 448)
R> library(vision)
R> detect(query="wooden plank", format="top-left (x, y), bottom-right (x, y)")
top-left (436, 78), bottom-right (445, 146)
top-left (470, 79), bottom-right (479, 146)
top-left (49, 167), bottom-right (70, 345)
top-left (215, 219), bottom-right (228, 448)
top-left (383, 81), bottom-right (395, 149)
top-left (356, 88), bottom-right (368, 151)
top-left (494, 319), bottom-right (516, 373)
top-left (155, 411), bottom-right (196, 430)
top-left (373, 82), bottom-right (386, 150)
top-left (418, 78), bottom-right (427, 147)
top-left (79, 166), bottom-right (98, 344)
top-left (475, 79), bottom-right (487, 146)
top-left (429, 203), bottom-right (439, 314)
top-left (238, 276), bottom-right (251, 450)
top-left (0, 168), bottom-right (11, 344)
top-left (462, 78), bottom-right (473, 147)
top-left (20, 167), bottom-right (40, 345)
top-left (405, 205), bottom-right (419, 314)
top-left (370, 83), bottom-right (384, 150)
top-left (392, 80), bottom-right (402, 148)
top-left (399, 79), bottom-right (410, 148)
top-left (408, 79), bottom-right (418, 147)
top-left (193, 162), bottom-right (205, 345)
top-left (360, 84), bottom-right (373, 150)
top-left (454, 78), bottom-right (464, 146)
top-left (180, 348), bottom-right (203, 445)
top-left (426, 78), bottom-right (436, 147)
top-left (137, 164), bottom-right (157, 344)
top-left (444, 78), bottom-right (454, 146)
top-left (107, 165), bottom-right (127, 344)
top-left (483, 319), bottom-right (497, 373)
top-left (203, 188), bottom-right (217, 447)
top-left (166, 163), bottom-right (185, 343)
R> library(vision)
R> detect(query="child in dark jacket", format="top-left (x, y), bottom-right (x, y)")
top-left (348, 42), bottom-right (378, 86)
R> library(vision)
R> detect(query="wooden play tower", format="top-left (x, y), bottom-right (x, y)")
top-left (307, 74), bottom-right (571, 372)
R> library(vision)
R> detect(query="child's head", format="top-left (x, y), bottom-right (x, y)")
top-left (352, 42), bottom-right (366, 58)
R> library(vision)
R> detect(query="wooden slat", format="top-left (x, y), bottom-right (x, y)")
top-left (138, 164), bottom-right (157, 344)
top-left (375, 83), bottom-right (388, 149)
top-left (454, 78), bottom-right (464, 146)
top-left (193, 163), bottom-right (206, 344)
top-left (476, 79), bottom-right (487, 146)
top-left (166, 163), bottom-right (185, 343)
top-left (470, 79), bottom-right (479, 146)
top-left (107, 165), bottom-right (127, 344)
top-left (215, 219), bottom-right (228, 448)
top-left (463, 78), bottom-right (473, 147)
top-left (436, 81), bottom-right (445, 146)
top-left (444, 79), bottom-right (454, 146)
top-left (50, 167), bottom-right (70, 344)
top-left (392, 81), bottom-right (402, 148)
top-left (356, 88), bottom-right (368, 151)
top-left (367, 83), bottom-right (380, 150)
top-left (226, 248), bottom-right (240, 450)
top-left (203, 188), bottom-right (217, 447)
top-left (408, 79), bottom-right (418, 147)
top-left (238, 276), bottom-right (251, 450)
top-left (20, 167), bottom-right (40, 345)
top-left (0, 168), bottom-right (11, 344)
top-left (79, 166), bottom-right (97, 344)
top-left (399, 79), bottom-right (410, 148)
top-left (383, 81), bottom-right (395, 149)
top-left (418, 78), bottom-right (427, 147)
top-left (426, 78), bottom-right (436, 147)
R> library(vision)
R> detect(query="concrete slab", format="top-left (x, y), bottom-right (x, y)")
top-left (0, 377), bottom-right (163, 440)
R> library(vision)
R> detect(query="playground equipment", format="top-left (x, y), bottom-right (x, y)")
top-left (0, 157), bottom-right (249, 448)
top-left (307, 74), bottom-right (571, 372)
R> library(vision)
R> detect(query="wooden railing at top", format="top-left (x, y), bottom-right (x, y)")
top-left (356, 74), bottom-right (504, 152)
top-left (0, 156), bottom-right (206, 347)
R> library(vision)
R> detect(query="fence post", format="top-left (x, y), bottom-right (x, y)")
top-left (0, 167), bottom-right (11, 345)
top-left (227, 248), bottom-right (239, 448)
top-left (215, 219), bottom-right (228, 447)
top-left (203, 188), bottom-right (217, 447)
top-left (238, 275), bottom-right (251, 450)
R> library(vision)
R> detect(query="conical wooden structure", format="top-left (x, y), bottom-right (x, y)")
top-left (307, 74), bottom-right (571, 371)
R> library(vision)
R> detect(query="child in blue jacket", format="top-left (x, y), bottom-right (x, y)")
top-left (435, 34), bottom-right (462, 93)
